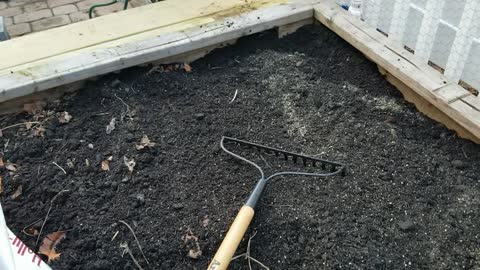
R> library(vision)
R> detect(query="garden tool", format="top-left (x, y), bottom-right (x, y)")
top-left (207, 136), bottom-right (346, 270)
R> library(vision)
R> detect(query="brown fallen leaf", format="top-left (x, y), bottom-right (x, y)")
top-left (39, 231), bottom-right (66, 262)
top-left (58, 111), bottom-right (72, 124)
top-left (11, 185), bottom-right (22, 199)
top-left (25, 122), bottom-right (33, 130)
top-left (101, 156), bottom-right (112, 171)
top-left (32, 126), bottom-right (45, 137)
top-left (0, 153), bottom-right (4, 167)
top-left (201, 215), bottom-right (209, 228)
top-left (135, 135), bottom-right (155, 150)
top-left (188, 249), bottom-right (202, 259)
top-left (24, 227), bottom-right (39, 236)
top-left (183, 63), bottom-right (192, 73)
top-left (182, 229), bottom-right (202, 259)
top-left (101, 161), bottom-right (109, 171)
top-left (23, 101), bottom-right (46, 115)
top-left (123, 156), bottom-right (135, 174)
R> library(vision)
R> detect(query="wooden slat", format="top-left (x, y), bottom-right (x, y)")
top-left (314, 0), bottom-right (480, 143)
top-left (433, 83), bottom-right (472, 103)
top-left (0, 0), bottom-right (315, 103)
top-left (0, 0), bottom-right (285, 71)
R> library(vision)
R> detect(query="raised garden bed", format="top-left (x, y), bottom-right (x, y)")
top-left (1, 25), bottom-right (479, 270)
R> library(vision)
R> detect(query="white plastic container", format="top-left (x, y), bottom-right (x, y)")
top-left (0, 204), bottom-right (52, 270)
top-left (348, 0), bottom-right (363, 18)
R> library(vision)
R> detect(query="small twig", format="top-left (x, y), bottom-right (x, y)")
top-left (247, 231), bottom-right (256, 270)
top-left (36, 183), bottom-right (72, 246)
top-left (112, 231), bottom-right (119, 241)
top-left (230, 89), bottom-right (238, 103)
top-left (120, 242), bottom-right (144, 270)
top-left (232, 253), bottom-right (247, 261)
top-left (114, 94), bottom-right (132, 121)
top-left (231, 231), bottom-right (269, 270)
top-left (118, 220), bottom-right (150, 265)
top-left (52, 162), bottom-right (67, 175)
top-left (4, 139), bottom-right (9, 152)
top-left (21, 218), bottom-right (43, 236)
top-left (264, 203), bottom-right (293, 207)
top-left (323, 253), bottom-right (327, 270)
top-left (1, 122), bottom-right (41, 131)
top-left (249, 257), bottom-right (270, 270)
top-left (461, 146), bottom-right (468, 159)
top-left (259, 155), bottom-right (270, 168)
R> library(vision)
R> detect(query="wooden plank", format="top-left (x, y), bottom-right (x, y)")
top-left (0, 1), bottom-right (314, 103)
top-left (433, 83), bottom-right (472, 103)
top-left (0, 0), bottom-right (285, 71)
top-left (314, 0), bottom-right (480, 143)
top-left (278, 17), bottom-right (313, 38)
top-left (378, 66), bottom-right (479, 143)
top-left (460, 95), bottom-right (480, 112)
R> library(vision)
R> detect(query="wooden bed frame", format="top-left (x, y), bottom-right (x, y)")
top-left (0, 0), bottom-right (478, 143)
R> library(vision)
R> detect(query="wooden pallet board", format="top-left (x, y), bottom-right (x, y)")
top-left (0, 0), bottom-right (317, 103)
top-left (314, 0), bottom-right (480, 143)
top-left (0, 0), bottom-right (284, 71)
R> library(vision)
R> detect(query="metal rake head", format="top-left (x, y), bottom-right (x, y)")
top-left (220, 136), bottom-right (346, 181)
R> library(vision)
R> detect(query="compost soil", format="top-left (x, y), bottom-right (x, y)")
top-left (1, 25), bottom-right (480, 270)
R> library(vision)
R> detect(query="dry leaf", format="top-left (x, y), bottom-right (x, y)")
top-left (32, 126), bottom-right (45, 137)
top-left (6, 164), bottom-right (17, 172)
top-left (188, 249), bottom-right (202, 259)
top-left (23, 101), bottom-right (46, 114)
top-left (0, 154), bottom-right (4, 168)
top-left (39, 231), bottom-right (66, 262)
top-left (58, 112), bottom-right (72, 124)
top-left (101, 160), bottom-right (110, 171)
top-left (106, 118), bottom-right (116, 134)
top-left (201, 215), bottom-right (209, 228)
top-left (123, 156), bottom-right (135, 174)
top-left (11, 185), bottom-right (22, 199)
top-left (182, 229), bottom-right (202, 259)
top-left (135, 135), bottom-right (155, 150)
top-left (25, 122), bottom-right (33, 130)
top-left (184, 63), bottom-right (192, 73)
top-left (24, 227), bottom-right (39, 236)
top-left (0, 176), bottom-right (3, 195)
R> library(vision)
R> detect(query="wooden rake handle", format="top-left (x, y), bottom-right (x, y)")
top-left (207, 206), bottom-right (255, 270)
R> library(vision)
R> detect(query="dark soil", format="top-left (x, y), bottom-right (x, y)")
top-left (1, 24), bottom-right (480, 270)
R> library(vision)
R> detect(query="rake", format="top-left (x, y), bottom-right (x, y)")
top-left (207, 136), bottom-right (346, 270)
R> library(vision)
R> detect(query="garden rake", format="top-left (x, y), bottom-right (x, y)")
top-left (207, 136), bottom-right (346, 270)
